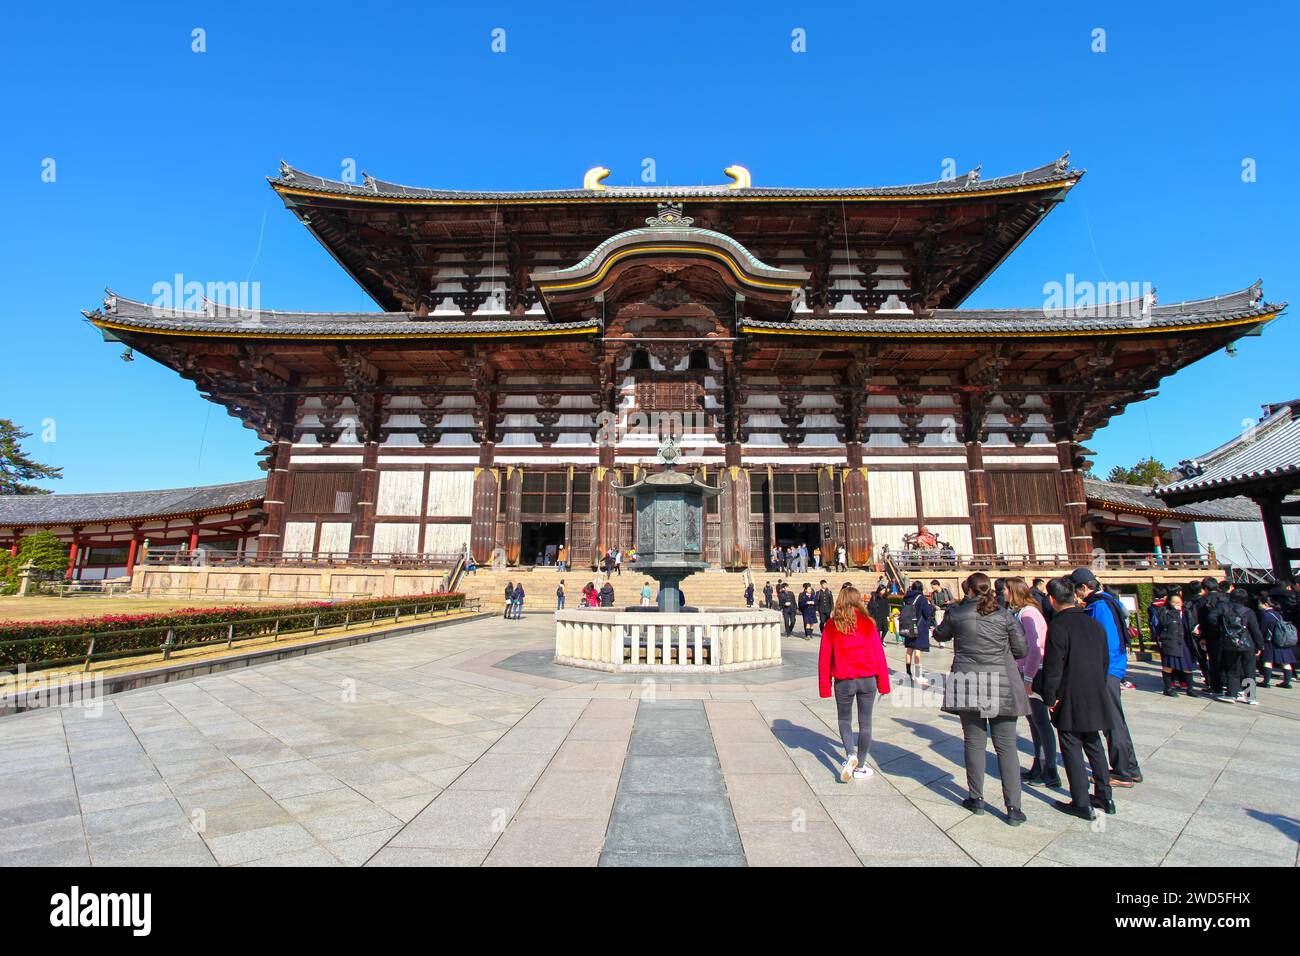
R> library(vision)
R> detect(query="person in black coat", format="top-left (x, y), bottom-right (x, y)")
top-left (744, 581), bottom-right (755, 607)
top-left (1036, 576), bottom-right (1114, 821)
top-left (815, 580), bottom-right (835, 633)
top-left (762, 581), bottom-right (774, 609)
top-left (598, 582), bottom-right (615, 607)
top-left (1153, 589), bottom-right (1198, 696)
top-left (1196, 578), bottom-right (1230, 694)
top-left (1223, 590), bottom-right (1264, 703)
top-left (868, 585), bottom-right (891, 641)
top-left (778, 583), bottom-right (797, 635)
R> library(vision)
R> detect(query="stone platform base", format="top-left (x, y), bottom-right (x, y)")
top-left (554, 607), bottom-right (782, 674)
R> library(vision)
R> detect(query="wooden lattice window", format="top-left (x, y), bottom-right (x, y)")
top-left (988, 471), bottom-right (1060, 517)
top-left (290, 471), bottom-right (353, 514)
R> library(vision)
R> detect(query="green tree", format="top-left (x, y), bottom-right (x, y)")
top-left (1105, 456), bottom-right (1173, 486)
top-left (0, 419), bottom-right (62, 495)
top-left (0, 531), bottom-right (68, 594)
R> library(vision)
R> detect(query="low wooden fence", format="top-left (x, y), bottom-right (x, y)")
top-left (0, 595), bottom-right (478, 674)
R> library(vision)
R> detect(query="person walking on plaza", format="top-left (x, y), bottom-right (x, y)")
top-left (1153, 587), bottom-right (1198, 696)
top-left (503, 581), bottom-right (514, 619)
top-left (1037, 576), bottom-right (1115, 821)
top-left (868, 584), bottom-right (891, 642)
top-left (816, 579), bottom-right (835, 633)
top-left (1259, 591), bottom-right (1296, 688)
top-left (779, 583), bottom-right (797, 636)
top-left (556, 543), bottom-right (567, 572)
top-left (744, 580), bottom-right (755, 607)
top-left (933, 572), bottom-right (1030, 826)
top-left (613, 548), bottom-right (623, 576)
top-left (798, 583), bottom-right (818, 639)
top-left (813, 546), bottom-right (822, 570)
top-left (1194, 577), bottom-right (1229, 695)
top-left (1219, 590), bottom-right (1263, 704)
top-left (818, 585), bottom-right (892, 783)
top-left (1007, 577), bottom-right (1059, 787)
top-left (640, 582), bottom-right (653, 607)
top-left (836, 544), bottom-right (847, 572)
top-left (556, 579), bottom-right (565, 611)
top-left (900, 581), bottom-right (935, 686)
top-left (763, 580), bottom-right (774, 609)
top-left (1071, 568), bottom-right (1143, 786)
top-left (512, 581), bottom-right (525, 619)
top-left (599, 581), bottom-right (615, 607)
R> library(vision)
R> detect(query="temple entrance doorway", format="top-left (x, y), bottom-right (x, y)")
top-left (521, 521), bottom-right (567, 566)
top-left (774, 521), bottom-right (821, 553)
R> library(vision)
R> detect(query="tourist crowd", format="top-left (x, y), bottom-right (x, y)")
top-left (816, 569), bottom-right (1300, 825)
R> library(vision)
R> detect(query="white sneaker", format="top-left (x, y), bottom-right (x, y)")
top-left (1235, 694), bottom-right (1259, 706)
top-left (852, 764), bottom-right (874, 779)
top-left (839, 755), bottom-right (859, 783)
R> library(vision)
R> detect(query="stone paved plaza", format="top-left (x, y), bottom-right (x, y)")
top-left (1, 614), bottom-right (1296, 867)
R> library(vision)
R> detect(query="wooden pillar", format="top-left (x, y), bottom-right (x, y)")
top-left (592, 444), bottom-right (619, 567)
top-left (125, 532), bottom-right (142, 577)
top-left (9, 533), bottom-right (19, 557)
top-left (718, 443), bottom-right (750, 568)
top-left (502, 465), bottom-right (523, 565)
top-left (188, 525), bottom-right (200, 554)
top-left (1256, 494), bottom-right (1296, 583)
top-left (842, 442), bottom-right (871, 567)
top-left (470, 444), bottom-right (499, 567)
top-left (258, 438), bottom-right (293, 558)
top-left (66, 535), bottom-right (79, 581)
top-left (966, 442), bottom-right (994, 557)
top-left (1056, 439), bottom-right (1090, 561)
top-left (350, 440), bottom-right (380, 560)
top-left (1150, 520), bottom-right (1164, 556)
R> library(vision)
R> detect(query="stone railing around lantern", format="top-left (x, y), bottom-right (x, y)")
top-left (554, 607), bottom-right (783, 673)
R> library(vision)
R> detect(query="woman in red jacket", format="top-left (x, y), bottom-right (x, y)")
top-left (819, 585), bottom-right (893, 782)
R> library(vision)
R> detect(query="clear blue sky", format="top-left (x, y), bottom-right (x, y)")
top-left (2, 1), bottom-right (1295, 493)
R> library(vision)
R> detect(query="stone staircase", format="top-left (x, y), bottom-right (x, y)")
top-left (457, 566), bottom-right (964, 612)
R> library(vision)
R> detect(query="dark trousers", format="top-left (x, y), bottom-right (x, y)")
top-left (1104, 675), bottom-right (1140, 777)
top-left (1220, 646), bottom-right (1247, 697)
top-left (1203, 638), bottom-right (1223, 693)
top-left (782, 608), bottom-right (795, 634)
top-left (1026, 696), bottom-right (1058, 775)
top-left (819, 611), bottom-right (831, 633)
top-left (1059, 729), bottom-right (1111, 809)
top-left (834, 676), bottom-right (878, 760)
top-left (958, 713), bottom-right (1022, 809)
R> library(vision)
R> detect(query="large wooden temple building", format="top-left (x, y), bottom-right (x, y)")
top-left (67, 156), bottom-right (1283, 572)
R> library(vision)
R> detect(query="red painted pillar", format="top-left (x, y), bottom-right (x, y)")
top-left (126, 535), bottom-right (141, 577)
top-left (66, 539), bottom-right (78, 580)
top-left (188, 526), bottom-right (200, 554)
top-left (9, 532), bottom-right (19, 556)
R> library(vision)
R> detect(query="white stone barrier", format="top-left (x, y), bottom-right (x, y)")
top-left (554, 608), bottom-right (783, 673)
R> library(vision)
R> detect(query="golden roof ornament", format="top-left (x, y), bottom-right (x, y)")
top-left (724, 165), bottom-right (752, 189)
top-left (583, 166), bottom-right (610, 191)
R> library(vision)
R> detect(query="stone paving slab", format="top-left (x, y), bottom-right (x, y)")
top-left (0, 613), bottom-right (1294, 867)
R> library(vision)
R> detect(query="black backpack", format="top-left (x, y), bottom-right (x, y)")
top-left (898, 597), bottom-right (918, 638)
top-left (1265, 610), bottom-right (1298, 649)
top-left (1220, 603), bottom-right (1252, 652)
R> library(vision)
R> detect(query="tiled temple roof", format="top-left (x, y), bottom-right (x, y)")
top-left (742, 283), bottom-right (1282, 337)
top-left (86, 294), bottom-right (599, 338)
top-left (1161, 404), bottom-right (1300, 501)
top-left (0, 479), bottom-right (266, 528)
top-left (86, 283), bottom-right (1281, 340)
top-left (269, 157), bottom-right (1081, 203)
top-left (1083, 477), bottom-right (1280, 522)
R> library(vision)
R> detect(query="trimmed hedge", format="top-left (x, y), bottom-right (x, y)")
top-left (0, 592), bottom-right (465, 670)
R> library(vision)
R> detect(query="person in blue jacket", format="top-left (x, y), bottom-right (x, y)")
top-left (1070, 568), bottom-right (1142, 786)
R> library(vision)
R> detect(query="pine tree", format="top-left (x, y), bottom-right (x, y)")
top-left (0, 419), bottom-right (62, 495)
top-left (1105, 456), bottom-right (1173, 486)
